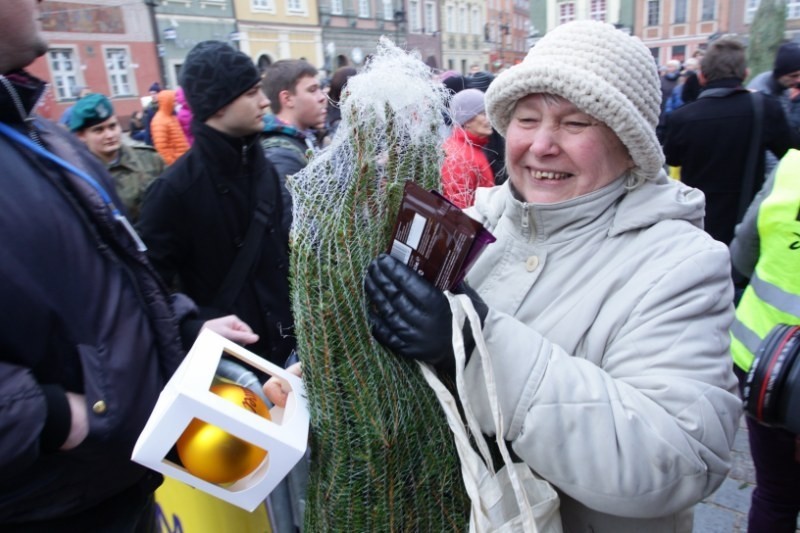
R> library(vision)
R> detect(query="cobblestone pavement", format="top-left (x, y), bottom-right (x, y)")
top-left (693, 416), bottom-right (800, 532)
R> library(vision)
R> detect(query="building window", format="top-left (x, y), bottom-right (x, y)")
top-left (590, 0), bottom-right (605, 21)
top-left (331, 0), bottom-right (343, 14)
top-left (558, 2), bottom-right (575, 25)
top-left (446, 4), bottom-right (455, 31)
top-left (674, 0), bottom-right (686, 22)
top-left (701, 0), bottom-right (715, 20)
top-left (459, 4), bottom-right (467, 33)
top-left (409, 0), bottom-right (420, 31)
top-left (105, 47), bottom-right (134, 97)
top-left (788, 0), bottom-right (800, 18)
top-left (471, 7), bottom-right (481, 34)
top-left (252, 0), bottom-right (273, 9)
top-left (647, 0), bottom-right (660, 26)
top-left (287, 0), bottom-right (304, 12)
top-left (359, 0), bottom-right (370, 17)
top-left (671, 44), bottom-right (686, 61)
top-left (745, 0), bottom-right (759, 22)
top-left (47, 48), bottom-right (80, 101)
top-left (383, 0), bottom-right (393, 19)
top-left (425, 1), bottom-right (436, 32)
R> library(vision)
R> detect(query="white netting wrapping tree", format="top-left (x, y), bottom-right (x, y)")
top-left (288, 38), bottom-right (470, 531)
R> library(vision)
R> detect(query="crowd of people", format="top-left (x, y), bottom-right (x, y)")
top-left (0, 0), bottom-right (798, 530)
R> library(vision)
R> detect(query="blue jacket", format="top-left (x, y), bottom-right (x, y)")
top-left (0, 70), bottom-right (192, 523)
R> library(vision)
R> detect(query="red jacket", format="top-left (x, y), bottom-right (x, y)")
top-left (441, 127), bottom-right (494, 209)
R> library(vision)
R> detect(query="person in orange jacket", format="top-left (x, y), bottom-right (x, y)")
top-left (150, 89), bottom-right (189, 165)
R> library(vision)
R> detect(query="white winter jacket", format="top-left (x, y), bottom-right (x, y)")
top-left (463, 173), bottom-right (741, 533)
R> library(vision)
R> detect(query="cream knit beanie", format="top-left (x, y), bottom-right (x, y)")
top-left (485, 20), bottom-right (664, 184)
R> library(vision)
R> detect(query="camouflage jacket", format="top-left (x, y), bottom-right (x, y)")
top-left (108, 141), bottom-right (165, 221)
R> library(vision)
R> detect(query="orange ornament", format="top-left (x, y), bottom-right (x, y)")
top-left (176, 383), bottom-right (271, 484)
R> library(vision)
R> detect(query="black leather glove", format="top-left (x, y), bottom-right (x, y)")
top-left (364, 253), bottom-right (488, 367)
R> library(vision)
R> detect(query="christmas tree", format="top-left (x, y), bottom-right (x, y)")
top-left (288, 39), bottom-right (470, 531)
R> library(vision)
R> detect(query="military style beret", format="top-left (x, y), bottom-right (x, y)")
top-left (69, 93), bottom-right (115, 131)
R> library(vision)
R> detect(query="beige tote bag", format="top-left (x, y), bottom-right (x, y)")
top-left (419, 293), bottom-right (562, 533)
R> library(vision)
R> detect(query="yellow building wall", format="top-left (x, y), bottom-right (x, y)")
top-left (233, 0), bottom-right (320, 25)
top-left (243, 26), bottom-right (322, 63)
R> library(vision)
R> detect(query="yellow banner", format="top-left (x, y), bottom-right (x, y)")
top-left (155, 477), bottom-right (271, 533)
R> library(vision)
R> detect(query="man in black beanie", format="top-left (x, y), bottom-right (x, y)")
top-left (465, 70), bottom-right (494, 93)
top-left (748, 41), bottom-right (800, 122)
top-left (138, 41), bottom-right (296, 368)
top-left (747, 41), bottom-right (800, 177)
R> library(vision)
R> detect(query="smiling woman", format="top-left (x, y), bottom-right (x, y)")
top-left (505, 93), bottom-right (632, 204)
top-left (365, 20), bottom-right (742, 533)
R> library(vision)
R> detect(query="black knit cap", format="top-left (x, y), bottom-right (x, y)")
top-left (465, 71), bottom-right (495, 93)
top-left (442, 74), bottom-right (467, 96)
top-left (773, 42), bottom-right (800, 79)
top-left (179, 41), bottom-right (262, 122)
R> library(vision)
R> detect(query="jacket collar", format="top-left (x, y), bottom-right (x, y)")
top-left (263, 113), bottom-right (309, 142)
top-left (109, 143), bottom-right (138, 171)
top-left (192, 120), bottom-right (262, 175)
top-left (501, 177), bottom-right (627, 243)
top-left (699, 78), bottom-right (744, 93)
top-left (472, 171), bottom-right (706, 242)
top-left (451, 127), bottom-right (489, 147)
top-left (0, 70), bottom-right (47, 125)
top-left (768, 73), bottom-right (788, 95)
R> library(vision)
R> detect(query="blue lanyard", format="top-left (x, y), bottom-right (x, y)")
top-left (0, 121), bottom-right (147, 251)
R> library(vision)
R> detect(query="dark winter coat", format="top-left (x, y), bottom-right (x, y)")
top-left (483, 129), bottom-right (507, 185)
top-left (663, 78), bottom-right (800, 244)
top-left (261, 114), bottom-right (316, 234)
top-left (657, 71), bottom-right (681, 142)
top-left (0, 70), bottom-right (191, 524)
top-left (137, 121), bottom-right (295, 366)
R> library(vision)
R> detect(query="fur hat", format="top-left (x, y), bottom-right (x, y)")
top-left (485, 20), bottom-right (664, 184)
top-left (773, 42), bottom-right (800, 79)
top-left (179, 41), bottom-right (262, 122)
top-left (69, 93), bottom-right (114, 131)
top-left (449, 88), bottom-right (486, 126)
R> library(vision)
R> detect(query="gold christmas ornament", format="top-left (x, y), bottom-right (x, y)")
top-left (176, 383), bottom-right (271, 484)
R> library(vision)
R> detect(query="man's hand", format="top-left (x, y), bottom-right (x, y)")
top-left (60, 392), bottom-right (89, 451)
top-left (202, 315), bottom-right (259, 345)
top-left (263, 362), bottom-right (302, 408)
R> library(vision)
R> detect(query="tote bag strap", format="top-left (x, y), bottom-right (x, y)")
top-left (419, 293), bottom-right (537, 531)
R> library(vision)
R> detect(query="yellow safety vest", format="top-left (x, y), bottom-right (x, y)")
top-left (731, 149), bottom-right (800, 372)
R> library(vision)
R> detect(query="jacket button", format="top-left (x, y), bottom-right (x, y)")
top-left (525, 255), bottom-right (539, 272)
top-left (92, 400), bottom-right (107, 414)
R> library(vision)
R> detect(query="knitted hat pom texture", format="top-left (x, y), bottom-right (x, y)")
top-left (485, 20), bottom-right (665, 183)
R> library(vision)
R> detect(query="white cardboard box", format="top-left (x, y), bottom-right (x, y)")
top-left (132, 328), bottom-right (309, 511)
